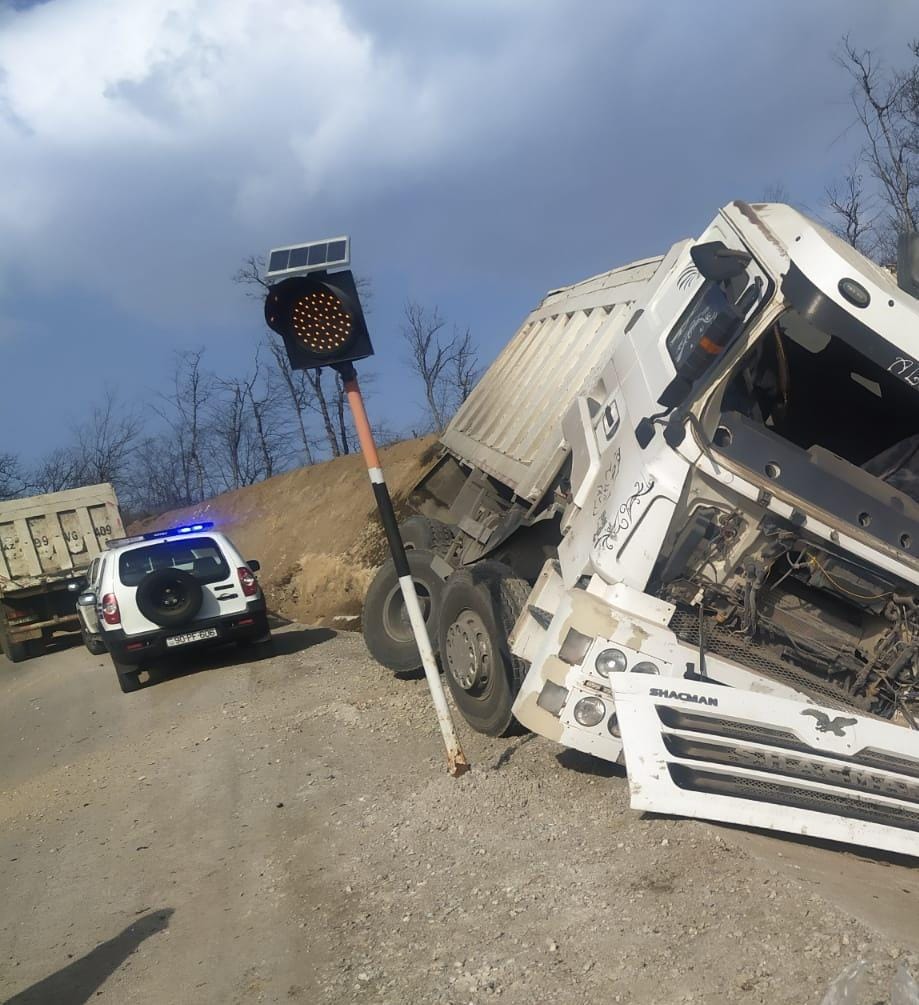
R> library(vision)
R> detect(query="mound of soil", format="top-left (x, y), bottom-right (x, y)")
top-left (130, 436), bottom-right (439, 628)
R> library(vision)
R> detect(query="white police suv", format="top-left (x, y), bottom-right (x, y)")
top-left (76, 522), bottom-right (270, 693)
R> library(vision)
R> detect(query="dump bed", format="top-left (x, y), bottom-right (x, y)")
top-left (0, 483), bottom-right (123, 592)
top-left (440, 254), bottom-right (667, 503)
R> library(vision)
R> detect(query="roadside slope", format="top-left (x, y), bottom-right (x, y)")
top-left (132, 435), bottom-right (438, 628)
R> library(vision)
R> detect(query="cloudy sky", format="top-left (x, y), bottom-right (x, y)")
top-left (1, 0), bottom-right (916, 460)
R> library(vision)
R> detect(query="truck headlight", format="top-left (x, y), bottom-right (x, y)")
top-left (573, 696), bottom-right (606, 727)
top-left (595, 648), bottom-right (627, 677)
top-left (632, 661), bottom-right (660, 675)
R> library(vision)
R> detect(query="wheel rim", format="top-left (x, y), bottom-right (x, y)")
top-left (382, 580), bottom-right (431, 643)
top-left (156, 583), bottom-right (187, 611)
top-left (444, 609), bottom-right (493, 692)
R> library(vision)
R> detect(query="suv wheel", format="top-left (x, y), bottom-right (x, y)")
top-left (81, 623), bottom-right (107, 656)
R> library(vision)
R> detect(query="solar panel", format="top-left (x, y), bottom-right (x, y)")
top-left (264, 236), bottom-right (350, 283)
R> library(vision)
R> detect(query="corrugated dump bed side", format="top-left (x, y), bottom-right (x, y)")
top-left (0, 484), bottom-right (123, 589)
top-left (440, 255), bottom-right (664, 503)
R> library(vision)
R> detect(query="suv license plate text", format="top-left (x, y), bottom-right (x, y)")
top-left (166, 628), bottom-right (219, 647)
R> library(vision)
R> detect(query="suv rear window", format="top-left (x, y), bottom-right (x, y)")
top-left (118, 537), bottom-right (230, 587)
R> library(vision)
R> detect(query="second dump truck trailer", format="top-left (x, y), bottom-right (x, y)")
top-left (363, 200), bottom-right (919, 856)
top-left (0, 483), bottom-right (124, 662)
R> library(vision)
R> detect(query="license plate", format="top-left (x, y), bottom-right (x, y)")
top-left (166, 627), bottom-right (219, 647)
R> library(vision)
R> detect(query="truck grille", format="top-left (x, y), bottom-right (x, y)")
top-left (668, 607), bottom-right (876, 716)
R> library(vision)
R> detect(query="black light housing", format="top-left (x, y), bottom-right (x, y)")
top-left (838, 277), bottom-right (870, 309)
top-left (264, 269), bottom-right (373, 370)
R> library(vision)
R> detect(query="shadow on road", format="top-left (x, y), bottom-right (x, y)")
top-left (138, 625), bottom-right (338, 689)
top-left (3, 908), bottom-right (174, 1005)
top-left (556, 747), bottom-right (626, 779)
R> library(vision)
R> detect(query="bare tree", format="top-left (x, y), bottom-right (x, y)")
top-left (265, 337), bottom-right (315, 465)
top-left (244, 352), bottom-right (285, 478)
top-left (831, 37), bottom-right (919, 261)
top-left (25, 390), bottom-right (138, 497)
top-left (211, 376), bottom-right (252, 490)
top-left (30, 447), bottom-right (82, 495)
top-left (825, 169), bottom-right (882, 257)
top-left (304, 367), bottom-right (345, 456)
top-left (0, 452), bottom-right (23, 500)
top-left (122, 435), bottom-right (190, 519)
top-left (762, 181), bottom-right (791, 203)
top-left (73, 388), bottom-right (141, 488)
top-left (401, 301), bottom-right (481, 431)
top-left (154, 349), bottom-right (215, 505)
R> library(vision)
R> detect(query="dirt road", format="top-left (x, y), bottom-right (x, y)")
top-left (2, 628), bottom-right (918, 1004)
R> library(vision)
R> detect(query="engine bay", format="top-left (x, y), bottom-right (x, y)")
top-left (651, 498), bottom-right (919, 724)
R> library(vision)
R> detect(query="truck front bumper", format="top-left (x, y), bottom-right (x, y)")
top-left (509, 560), bottom-right (919, 857)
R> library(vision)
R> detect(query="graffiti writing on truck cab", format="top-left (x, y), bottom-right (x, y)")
top-left (593, 477), bottom-right (655, 552)
top-left (591, 449), bottom-right (622, 518)
top-left (888, 356), bottom-right (919, 387)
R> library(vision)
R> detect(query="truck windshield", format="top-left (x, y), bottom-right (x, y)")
top-left (720, 306), bottom-right (919, 501)
top-left (119, 537), bottom-right (229, 587)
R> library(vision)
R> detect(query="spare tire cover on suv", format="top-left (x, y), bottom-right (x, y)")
top-left (135, 569), bottom-right (204, 628)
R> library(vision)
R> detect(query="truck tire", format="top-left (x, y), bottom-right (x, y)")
top-left (135, 570), bottom-right (203, 628)
top-left (399, 516), bottom-right (455, 557)
top-left (1, 636), bottom-right (28, 663)
top-left (112, 657), bottom-right (142, 693)
top-left (362, 548), bottom-right (445, 674)
top-left (438, 561), bottom-right (531, 737)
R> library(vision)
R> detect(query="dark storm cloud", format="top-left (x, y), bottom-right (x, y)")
top-left (0, 0), bottom-right (916, 451)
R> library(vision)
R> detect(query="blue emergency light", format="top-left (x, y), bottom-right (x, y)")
top-left (148, 522), bottom-right (214, 539)
top-left (105, 522), bottom-right (215, 549)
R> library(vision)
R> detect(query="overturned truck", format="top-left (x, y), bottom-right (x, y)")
top-left (363, 201), bottom-right (919, 856)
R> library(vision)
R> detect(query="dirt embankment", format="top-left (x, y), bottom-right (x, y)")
top-left (131, 436), bottom-right (439, 628)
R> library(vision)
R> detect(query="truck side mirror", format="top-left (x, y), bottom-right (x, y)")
top-left (635, 417), bottom-right (656, 448)
top-left (691, 241), bottom-right (751, 283)
top-left (247, 560), bottom-right (261, 573)
top-left (635, 375), bottom-right (694, 449)
top-left (77, 591), bottom-right (97, 607)
top-left (663, 416), bottom-right (687, 448)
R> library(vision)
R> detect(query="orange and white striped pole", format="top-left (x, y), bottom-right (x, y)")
top-left (337, 362), bottom-right (470, 777)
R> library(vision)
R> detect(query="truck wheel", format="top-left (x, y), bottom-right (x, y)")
top-left (362, 548), bottom-right (445, 673)
top-left (1, 637), bottom-right (28, 663)
top-left (438, 561), bottom-right (531, 737)
top-left (399, 516), bottom-right (456, 557)
top-left (112, 657), bottom-right (142, 693)
top-left (135, 570), bottom-right (203, 628)
top-left (81, 624), bottom-right (108, 656)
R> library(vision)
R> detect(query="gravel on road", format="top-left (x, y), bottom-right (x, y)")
top-left (1, 626), bottom-right (917, 1004)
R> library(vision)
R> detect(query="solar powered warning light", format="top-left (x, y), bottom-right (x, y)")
top-left (262, 236), bottom-right (469, 777)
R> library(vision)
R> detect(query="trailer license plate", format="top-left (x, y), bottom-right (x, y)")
top-left (166, 628), bottom-right (219, 647)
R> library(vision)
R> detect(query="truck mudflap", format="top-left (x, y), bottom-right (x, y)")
top-left (610, 675), bottom-right (919, 857)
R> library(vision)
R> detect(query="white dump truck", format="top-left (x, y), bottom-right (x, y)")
top-left (0, 483), bottom-right (124, 662)
top-left (363, 200), bottom-right (919, 856)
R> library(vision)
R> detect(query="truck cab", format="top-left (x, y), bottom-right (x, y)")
top-left (510, 202), bottom-right (919, 854)
top-left (363, 201), bottom-right (919, 856)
